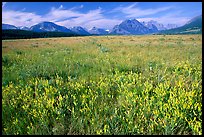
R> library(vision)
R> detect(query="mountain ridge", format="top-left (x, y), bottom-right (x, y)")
top-left (2, 15), bottom-right (202, 35)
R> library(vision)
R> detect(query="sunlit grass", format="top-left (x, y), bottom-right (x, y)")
top-left (2, 35), bottom-right (202, 135)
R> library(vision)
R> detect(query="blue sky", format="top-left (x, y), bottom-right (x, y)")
top-left (2, 2), bottom-right (202, 30)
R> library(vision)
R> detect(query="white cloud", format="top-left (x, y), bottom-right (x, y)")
top-left (83, 18), bottom-right (122, 30)
top-left (110, 3), bottom-right (190, 26)
top-left (70, 4), bottom-right (84, 10)
top-left (111, 3), bottom-right (173, 18)
top-left (55, 8), bottom-right (121, 29)
top-left (52, 8), bottom-right (104, 27)
top-left (2, 5), bottom-right (120, 29)
top-left (2, 2), bottom-right (7, 7)
top-left (59, 5), bottom-right (63, 9)
top-left (2, 10), bottom-right (43, 27)
top-left (1, 3), bottom-right (193, 29)
top-left (44, 6), bottom-right (83, 22)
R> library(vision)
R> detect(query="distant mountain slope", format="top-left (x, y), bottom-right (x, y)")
top-left (70, 26), bottom-right (90, 35)
top-left (30, 22), bottom-right (74, 33)
top-left (141, 20), bottom-right (178, 30)
top-left (88, 27), bottom-right (109, 35)
top-left (2, 24), bottom-right (18, 30)
top-left (141, 20), bottom-right (165, 31)
top-left (159, 15), bottom-right (202, 34)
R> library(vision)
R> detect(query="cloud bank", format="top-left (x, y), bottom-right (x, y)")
top-left (2, 4), bottom-right (122, 29)
top-left (2, 3), bottom-right (194, 29)
top-left (110, 2), bottom-right (173, 18)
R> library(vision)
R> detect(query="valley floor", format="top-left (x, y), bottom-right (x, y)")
top-left (2, 35), bottom-right (202, 135)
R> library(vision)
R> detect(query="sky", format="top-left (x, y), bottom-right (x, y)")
top-left (2, 2), bottom-right (202, 30)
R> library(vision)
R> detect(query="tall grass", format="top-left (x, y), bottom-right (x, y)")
top-left (2, 35), bottom-right (202, 135)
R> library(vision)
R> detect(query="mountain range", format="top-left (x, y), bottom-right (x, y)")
top-left (141, 21), bottom-right (178, 31)
top-left (159, 15), bottom-right (202, 34)
top-left (2, 15), bottom-right (202, 35)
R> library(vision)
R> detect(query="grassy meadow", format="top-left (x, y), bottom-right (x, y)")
top-left (2, 35), bottom-right (202, 135)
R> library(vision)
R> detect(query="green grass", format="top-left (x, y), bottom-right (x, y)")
top-left (2, 35), bottom-right (202, 135)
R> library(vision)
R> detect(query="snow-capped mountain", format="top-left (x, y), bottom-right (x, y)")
top-left (110, 19), bottom-right (151, 35)
top-left (2, 24), bottom-right (18, 30)
top-left (88, 27), bottom-right (109, 35)
top-left (30, 22), bottom-right (73, 33)
top-left (70, 26), bottom-right (90, 35)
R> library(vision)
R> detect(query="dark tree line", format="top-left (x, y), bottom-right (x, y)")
top-left (2, 29), bottom-right (80, 40)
